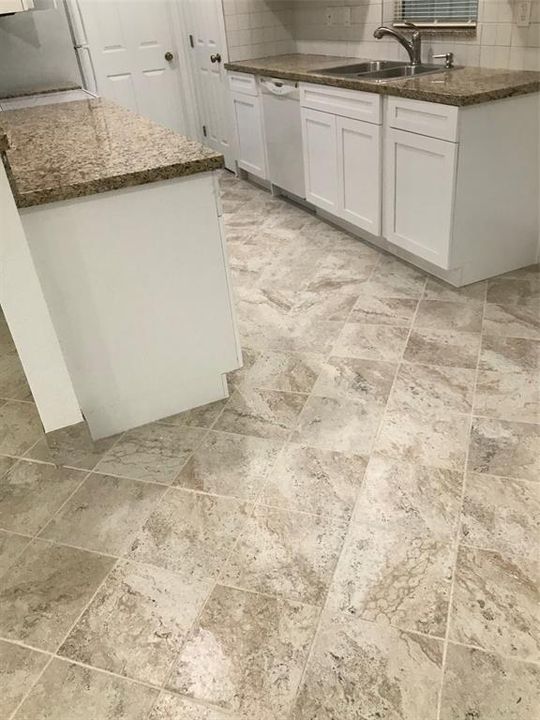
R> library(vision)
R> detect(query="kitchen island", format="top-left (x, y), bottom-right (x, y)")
top-left (0, 98), bottom-right (241, 440)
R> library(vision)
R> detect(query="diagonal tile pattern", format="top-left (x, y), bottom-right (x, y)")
top-left (0, 170), bottom-right (538, 718)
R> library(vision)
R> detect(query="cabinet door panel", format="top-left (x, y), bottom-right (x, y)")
top-left (337, 116), bottom-right (381, 235)
top-left (301, 107), bottom-right (338, 213)
top-left (384, 128), bottom-right (457, 269)
top-left (231, 92), bottom-right (267, 179)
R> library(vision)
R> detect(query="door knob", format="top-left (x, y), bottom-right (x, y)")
top-left (164, 51), bottom-right (174, 62)
top-left (210, 53), bottom-right (222, 64)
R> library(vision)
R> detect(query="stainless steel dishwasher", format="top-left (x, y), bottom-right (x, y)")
top-left (260, 77), bottom-right (306, 199)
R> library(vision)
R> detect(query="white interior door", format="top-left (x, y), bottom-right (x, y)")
top-left (187, 0), bottom-right (234, 169)
top-left (74, 0), bottom-right (185, 132)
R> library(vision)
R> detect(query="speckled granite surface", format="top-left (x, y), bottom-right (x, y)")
top-left (2, 98), bottom-right (223, 208)
top-left (225, 54), bottom-right (540, 106)
top-left (0, 84), bottom-right (81, 100)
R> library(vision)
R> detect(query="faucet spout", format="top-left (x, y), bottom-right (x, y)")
top-left (373, 25), bottom-right (422, 65)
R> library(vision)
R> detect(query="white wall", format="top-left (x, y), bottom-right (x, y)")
top-left (223, 0), bottom-right (540, 70)
top-left (0, 1), bottom-right (81, 96)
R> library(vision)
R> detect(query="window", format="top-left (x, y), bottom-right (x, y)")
top-left (393, 0), bottom-right (478, 28)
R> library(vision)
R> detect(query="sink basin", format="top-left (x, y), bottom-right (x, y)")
top-left (314, 61), bottom-right (408, 76)
top-left (359, 64), bottom-right (445, 81)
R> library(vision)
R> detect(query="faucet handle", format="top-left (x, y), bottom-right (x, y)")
top-left (433, 52), bottom-right (454, 68)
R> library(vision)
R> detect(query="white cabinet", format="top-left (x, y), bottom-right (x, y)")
top-left (231, 92), bottom-right (267, 179)
top-left (384, 128), bottom-right (457, 269)
top-left (338, 116), bottom-right (381, 235)
top-left (229, 73), bottom-right (267, 180)
top-left (301, 107), bottom-right (339, 213)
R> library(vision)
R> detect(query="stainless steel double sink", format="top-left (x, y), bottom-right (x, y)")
top-left (313, 60), bottom-right (446, 82)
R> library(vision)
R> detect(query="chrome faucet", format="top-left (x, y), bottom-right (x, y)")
top-left (373, 22), bottom-right (422, 66)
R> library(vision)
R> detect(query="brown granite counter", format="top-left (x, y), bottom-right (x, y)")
top-left (225, 54), bottom-right (540, 106)
top-left (1, 98), bottom-right (223, 208)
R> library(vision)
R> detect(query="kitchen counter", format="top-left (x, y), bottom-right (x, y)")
top-left (0, 97), bottom-right (223, 208)
top-left (225, 53), bottom-right (540, 106)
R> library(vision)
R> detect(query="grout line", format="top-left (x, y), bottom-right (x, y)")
top-left (435, 280), bottom-right (488, 720)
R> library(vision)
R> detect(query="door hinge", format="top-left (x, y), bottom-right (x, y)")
top-left (189, 34), bottom-right (194, 48)
top-left (202, 125), bottom-right (207, 137)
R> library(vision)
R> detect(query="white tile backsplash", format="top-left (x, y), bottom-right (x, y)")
top-left (223, 0), bottom-right (540, 70)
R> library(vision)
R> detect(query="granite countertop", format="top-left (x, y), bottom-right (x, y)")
top-left (225, 53), bottom-right (540, 106)
top-left (0, 97), bottom-right (223, 208)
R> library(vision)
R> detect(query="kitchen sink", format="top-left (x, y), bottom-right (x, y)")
top-left (360, 63), bottom-right (444, 80)
top-left (312, 61), bottom-right (446, 81)
top-left (314, 60), bottom-right (408, 76)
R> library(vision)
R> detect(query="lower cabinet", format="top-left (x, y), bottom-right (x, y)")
top-left (301, 107), bottom-right (339, 214)
top-left (231, 91), bottom-right (267, 179)
top-left (338, 115), bottom-right (381, 236)
top-left (384, 128), bottom-right (457, 269)
top-left (302, 106), bottom-right (381, 234)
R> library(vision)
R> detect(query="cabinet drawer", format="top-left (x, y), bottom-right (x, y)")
top-left (228, 72), bottom-right (258, 96)
top-left (300, 82), bottom-right (381, 125)
top-left (387, 97), bottom-right (459, 142)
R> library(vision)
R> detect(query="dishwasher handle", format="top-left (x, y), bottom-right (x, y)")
top-left (260, 77), bottom-right (298, 96)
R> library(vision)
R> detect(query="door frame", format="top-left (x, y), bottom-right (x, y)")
top-left (181, 0), bottom-right (236, 169)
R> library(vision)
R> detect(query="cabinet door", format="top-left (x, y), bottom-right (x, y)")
top-left (231, 92), bottom-right (267, 179)
top-left (337, 116), bottom-right (381, 235)
top-left (301, 107), bottom-right (338, 214)
top-left (384, 128), bottom-right (457, 269)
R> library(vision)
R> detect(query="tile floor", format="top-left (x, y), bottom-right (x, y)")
top-left (0, 169), bottom-right (538, 719)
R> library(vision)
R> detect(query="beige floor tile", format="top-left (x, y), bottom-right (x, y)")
top-left (404, 328), bottom-right (481, 368)
top-left (376, 408), bottom-right (470, 470)
top-left (387, 362), bottom-right (475, 417)
top-left (175, 430), bottom-right (281, 500)
top-left (221, 505), bottom-right (348, 605)
top-left (272, 317), bottom-right (344, 355)
top-left (26, 428), bottom-right (120, 471)
top-left (14, 658), bottom-right (157, 720)
top-left (0, 401), bottom-right (43, 457)
top-left (350, 295), bottom-right (418, 326)
top-left (0, 540), bottom-right (114, 651)
top-left (327, 520), bottom-right (453, 637)
top-left (440, 643), bottom-right (540, 720)
top-left (290, 288), bottom-right (359, 321)
top-left (334, 323), bottom-right (409, 361)
top-left (59, 560), bottom-right (211, 685)
top-left (468, 417), bottom-right (539, 481)
top-left (291, 611), bottom-right (443, 720)
top-left (486, 275), bottom-right (540, 304)
top-left (40, 473), bottom-right (165, 555)
top-left (0, 640), bottom-right (49, 718)
top-left (361, 257), bottom-right (427, 299)
top-left (167, 585), bottom-right (318, 720)
top-left (128, 489), bottom-right (250, 580)
top-left (305, 250), bottom-right (377, 295)
top-left (312, 357), bottom-right (396, 402)
top-left (149, 693), bottom-right (235, 720)
top-left (414, 299), bottom-right (483, 332)
top-left (0, 460), bottom-right (85, 535)
top-left (95, 423), bottom-right (207, 484)
top-left (244, 351), bottom-right (324, 393)
top-left (227, 347), bottom-right (258, 390)
top-left (159, 399), bottom-right (228, 428)
top-left (450, 545), bottom-right (539, 661)
top-left (291, 395), bottom-right (385, 454)
top-left (474, 370), bottom-right (539, 423)
top-left (483, 301), bottom-right (540, 339)
top-left (214, 386), bottom-right (306, 440)
top-left (0, 350), bottom-right (32, 401)
top-left (259, 444), bottom-right (367, 519)
top-left (0, 529), bottom-right (30, 576)
top-left (461, 473), bottom-right (539, 556)
top-left (479, 335), bottom-right (539, 372)
top-left (423, 277), bottom-right (486, 303)
top-left (355, 455), bottom-right (463, 539)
